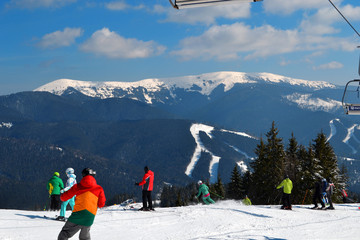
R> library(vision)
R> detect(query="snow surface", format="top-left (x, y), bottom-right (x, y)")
top-left (34, 72), bottom-right (336, 103)
top-left (1, 200), bottom-right (360, 240)
top-left (284, 93), bottom-right (341, 112)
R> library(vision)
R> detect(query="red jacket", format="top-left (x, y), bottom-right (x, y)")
top-left (61, 175), bottom-right (106, 226)
top-left (139, 170), bottom-right (154, 191)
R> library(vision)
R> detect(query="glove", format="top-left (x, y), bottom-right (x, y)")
top-left (135, 182), bottom-right (139, 186)
top-left (60, 189), bottom-right (64, 194)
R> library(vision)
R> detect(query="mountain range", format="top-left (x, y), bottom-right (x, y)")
top-left (1, 71), bottom-right (360, 209)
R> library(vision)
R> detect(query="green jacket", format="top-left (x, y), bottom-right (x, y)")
top-left (277, 178), bottom-right (293, 194)
top-left (47, 175), bottom-right (64, 195)
top-left (196, 183), bottom-right (210, 198)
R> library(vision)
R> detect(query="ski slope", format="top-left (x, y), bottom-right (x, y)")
top-left (1, 200), bottom-right (360, 240)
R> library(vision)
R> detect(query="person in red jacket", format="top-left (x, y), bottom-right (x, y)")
top-left (58, 168), bottom-right (106, 240)
top-left (135, 166), bottom-right (154, 211)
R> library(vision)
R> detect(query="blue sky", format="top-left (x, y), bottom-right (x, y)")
top-left (1, 0), bottom-right (360, 95)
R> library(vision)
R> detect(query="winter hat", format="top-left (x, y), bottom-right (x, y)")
top-left (54, 172), bottom-right (60, 177)
top-left (197, 180), bottom-right (202, 185)
top-left (82, 168), bottom-right (96, 177)
top-left (144, 166), bottom-right (149, 173)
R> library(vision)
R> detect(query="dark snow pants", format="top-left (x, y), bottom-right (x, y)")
top-left (50, 194), bottom-right (61, 211)
top-left (282, 193), bottom-right (291, 208)
top-left (142, 190), bottom-right (153, 209)
top-left (58, 221), bottom-right (91, 240)
top-left (313, 194), bottom-right (325, 208)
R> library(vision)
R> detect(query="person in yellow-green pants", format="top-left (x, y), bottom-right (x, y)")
top-left (196, 180), bottom-right (215, 204)
top-left (277, 175), bottom-right (293, 210)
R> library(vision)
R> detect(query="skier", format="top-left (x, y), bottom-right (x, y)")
top-left (58, 168), bottom-right (106, 240)
top-left (56, 168), bottom-right (77, 221)
top-left (47, 172), bottom-right (64, 211)
top-left (276, 174), bottom-right (293, 210)
top-left (311, 174), bottom-right (325, 209)
top-left (321, 178), bottom-right (329, 206)
top-left (242, 195), bottom-right (252, 205)
top-left (325, 178), bottom-right (335, 210)
top-left (196, 180), bottom-right (215, 204)
top-left (135, 166), bottom-right (155, 211)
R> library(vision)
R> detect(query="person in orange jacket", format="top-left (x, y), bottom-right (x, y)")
top-left (135, 166), bottom-right (154, 211)
top-left (58, 168), bottom-right (106, 240)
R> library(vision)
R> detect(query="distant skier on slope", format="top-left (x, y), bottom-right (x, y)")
top-left (196, 180), bottom-right (215, 205)
top-left (311, 174), bottom-right (325, 209)
top-left (47, 172), bottom-right (64, 211)
top-left (135, 166), bottom-right (155, 211)
top-left (58, 168), bottom-right (106, 240)
top-left (325, 178), bottom-right (335, 210)
top-left (276, 174), bottom-right (293, 210)
top-left (56, 168), bottom-right (77, 221)
top-left (242, 195), bottom-right (252, 205)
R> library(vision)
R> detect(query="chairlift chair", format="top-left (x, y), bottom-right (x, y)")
top-left (342, 79), bottom-right (360, 115)
top-left (169, 0), bottom-right (262, 9)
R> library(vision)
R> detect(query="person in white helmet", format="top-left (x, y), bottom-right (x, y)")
top-left (56, 168), bottom-right (77, 221)
top-left (196, 180), bottom-right (215, 205)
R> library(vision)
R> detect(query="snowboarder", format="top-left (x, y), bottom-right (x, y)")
top-left (276, 175), bottom-right (293, 210)
top-left (242, 195), bottom-right (252, 205)
top-left (325, 178), bottom-right (335, 210)
top-left (135, 166), bottom-right (155, 211)
top-left (56, 168), bottom-right (77, 221)
top-left (312, 174), bottom-right (325, 209)
top-left (321, 178), bottom-right (329, 206)
top-left (58, 168), bottom-right (106, 240)
top-left (196, 180), bottom-right (215, 205)
top-left (47, 172), bottom-right (64, 211)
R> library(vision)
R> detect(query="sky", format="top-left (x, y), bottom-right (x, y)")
top-left (1, 0), bottom-right (360, 95)
top-left (1, 200), bottom-right (360, 239)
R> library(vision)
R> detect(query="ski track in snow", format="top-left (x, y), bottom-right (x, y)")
top-left (186, 124), bottom-right (220, 183)
top-left (2, 201), bottom-right (360, 240)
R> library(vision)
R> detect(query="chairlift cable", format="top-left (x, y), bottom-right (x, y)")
top-left (328, 0), bottom-right (360, 39)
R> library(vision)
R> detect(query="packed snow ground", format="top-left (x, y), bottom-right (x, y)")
top-left (1, 200), bottom-right (360, 240)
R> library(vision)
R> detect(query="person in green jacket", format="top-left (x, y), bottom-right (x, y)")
top-left (276, 174), bottom-right (293, 210)
top-left (196, 180), bottom-right (215, 205)
top-left (47, 172), bottom-right (64, 211)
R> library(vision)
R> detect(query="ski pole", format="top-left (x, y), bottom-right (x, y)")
top-left (210, 191), bottom-right (224, 199)
top-left (302, 189), bottom-right (308, 205)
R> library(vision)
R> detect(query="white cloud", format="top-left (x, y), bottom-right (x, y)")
top-left (154, 3), bottom-right (251, 25)
top-left (80, 28), bottom-right (166, 59)
top-left (313, 61), bottom-right (344, 70)
top-left (6, 0), bottom-right (77, 9)
top-left (171, 22), bottom-right (356, 61)
top-left (263, 0), bottom-right (332, 15)
top-left (105, 1), bottom-right (129, 11)
top-left (37, 27), bottom-right (83, 49)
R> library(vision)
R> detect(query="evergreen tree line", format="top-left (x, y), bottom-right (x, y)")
top-left (159, 122), bottom-right (349, 207)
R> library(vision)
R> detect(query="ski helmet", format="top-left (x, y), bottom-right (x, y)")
top-left (54, 172), bottom-right (60, 177)
top-left (82, 168), bottom-right (96, 177)
top-left (66, 168), bottom-right (74, 176)
top-left (197, 180), bottom-right (202, 185)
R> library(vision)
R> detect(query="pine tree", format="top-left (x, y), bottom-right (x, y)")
top-left (227, 165), bottom-right (243, 200)
top-left (251, 122), bottom-right (285, 204)
top-left (312, 131), bottom-right (342, 202)
top-left (285, 133), bottom-right (301, 202)
top-left (241, 170), bottom-right (251, 197)
top-left (214, 174), bottom-right (225, 199)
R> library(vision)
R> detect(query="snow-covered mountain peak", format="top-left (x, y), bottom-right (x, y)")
top-left (34, 71), bottom-right (336, 101)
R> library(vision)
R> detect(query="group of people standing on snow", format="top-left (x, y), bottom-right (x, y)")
top-left (47, 165), bottom-right (156, 239)
top-left (276, 173), bottom-right (337, 211)
top-left (312, 174), bottom-right (335, 210)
